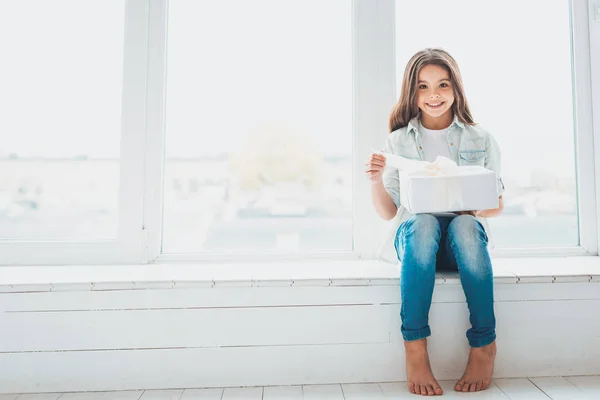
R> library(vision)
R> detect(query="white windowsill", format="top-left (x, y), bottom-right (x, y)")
top-left (0, 256), bottom-right (599, 293)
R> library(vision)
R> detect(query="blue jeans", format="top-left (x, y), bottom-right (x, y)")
top-left (394, 214), bottom-right (496, 348)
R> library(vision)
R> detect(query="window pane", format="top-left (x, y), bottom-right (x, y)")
top-left (395, 0), bottom-right (578, 247)
top-left (0, 1), bottom-right (124, 241)
top-left (163, 0), bottom-right (352, 254)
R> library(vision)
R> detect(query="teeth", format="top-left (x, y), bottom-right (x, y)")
top-left (428, 103), bottom-right (442, 107)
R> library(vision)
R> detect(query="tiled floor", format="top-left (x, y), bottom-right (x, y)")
top-left (1, 376), bottom-right (599, 399)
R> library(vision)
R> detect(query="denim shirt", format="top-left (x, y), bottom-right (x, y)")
top-left (377, 114), bottom-right (505, 263)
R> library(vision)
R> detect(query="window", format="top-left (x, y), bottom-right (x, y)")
top-left (161, 0), bottom-right (353, 255)
top-left (0, 1), bottom-right (145, 265)
top-left (0, 1), bottom-right (124, 241)
top-left (1, 0), bottom-right (598, 266)
top-left (395, 0), bottom-right (581, 249)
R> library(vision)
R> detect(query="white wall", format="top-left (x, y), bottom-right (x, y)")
top-left (0, 276), bottom-right (599, 394)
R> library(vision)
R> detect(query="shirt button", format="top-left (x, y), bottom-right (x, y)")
top-left (419, 146), bottom-right (423, 150)
top-left (450, 143), bottom-right (454, 146)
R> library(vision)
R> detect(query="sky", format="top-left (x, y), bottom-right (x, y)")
top-left (0, 0), bottom-right (576, 182)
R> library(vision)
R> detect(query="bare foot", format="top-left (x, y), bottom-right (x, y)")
top-left (454, 341), bottom-right (497, 392)
top-left (405, 339), bottom-right (443, 396)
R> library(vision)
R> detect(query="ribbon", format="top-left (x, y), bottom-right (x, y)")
top-left (378, 152), bottom-right (465, 213)
top-left (379, 152), bottom-right (460, 176)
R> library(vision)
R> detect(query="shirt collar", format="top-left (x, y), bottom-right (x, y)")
top-left (408, 114), bottom-right (464, 135)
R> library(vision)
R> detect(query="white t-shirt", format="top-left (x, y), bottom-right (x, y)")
top-left (419, 122), bottom-right (452, 162)
top-left (418, 123), bottom-right (456, 218)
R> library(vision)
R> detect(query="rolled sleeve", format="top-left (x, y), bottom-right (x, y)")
top-left (382, 136), bottom-right (401, 208)
top-left (485, 132), bottom-right (505, 196)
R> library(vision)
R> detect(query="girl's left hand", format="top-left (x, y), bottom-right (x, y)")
top-left (457, 210), bottom-right (478, 217)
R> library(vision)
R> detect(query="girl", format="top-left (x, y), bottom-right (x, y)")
top-left (366, 48), bottom-right (505, 396)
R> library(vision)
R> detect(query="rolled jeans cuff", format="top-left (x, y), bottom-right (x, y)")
top-left (402, 325), bottom-right (431, 342)
top-left (468, 332), bottom-right (496, 348)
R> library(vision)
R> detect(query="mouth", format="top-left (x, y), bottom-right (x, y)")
top-left (426, 101), bottom-right (446, 109)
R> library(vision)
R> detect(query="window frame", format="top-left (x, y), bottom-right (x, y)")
top-left (2, 0), bottom-right (599, 266)
top-left (488, 0), bottom-right (599, 257)
top-left (0, 0), bottom-right (149, 266)
top-left (146, 0), bottom-right (387, 262)
top-left (579, 0), bottom-right (600, 255)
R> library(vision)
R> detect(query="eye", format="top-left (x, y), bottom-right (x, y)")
top-left (418, 84), bottom-right (427, 89)
top-left (440, 82), bottom-right (449, 88)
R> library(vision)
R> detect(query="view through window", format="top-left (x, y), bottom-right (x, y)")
top-left (162, 0), bottom-right (353, 254)
top-left (0, 1), bottom-right (124, 241)
top-left (0, 1), bottom-right (581, 253)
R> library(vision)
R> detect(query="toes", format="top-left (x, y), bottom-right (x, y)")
top-left (426, 385), bottom-right (434, 396)
top-left (454, 380), bottom-right (464, 391)
top-left (409, 382), bottom-right (443, 396)
top-left (457, 381), bottom-right (489, 392)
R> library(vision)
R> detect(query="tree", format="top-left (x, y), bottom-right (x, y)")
top-left (229, 122), bottom-right (325, 191)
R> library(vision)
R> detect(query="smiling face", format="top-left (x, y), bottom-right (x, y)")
top-left (416, 64), bottom-right (455, 129)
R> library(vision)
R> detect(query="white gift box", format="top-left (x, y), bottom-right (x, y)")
top-left (399, 166), bottom-right (499, 213)
top-left (381, 153), bottom-right (499, 214)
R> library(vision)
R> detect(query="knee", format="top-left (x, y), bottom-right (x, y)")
top-left (447, 215), bottom-right (487, 248)
top-left (404, 214), bottom-right (440, 237)
top-left (400, 214), bottom-right (441, 250)
top-left (397, 214), bottom-right (441, 267)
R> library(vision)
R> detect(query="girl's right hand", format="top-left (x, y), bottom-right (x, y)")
top-left (365, 152), bottom-right (387, 183)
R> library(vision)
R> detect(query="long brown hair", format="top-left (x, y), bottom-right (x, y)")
top-left (389, 48), bottom-right (475, 132)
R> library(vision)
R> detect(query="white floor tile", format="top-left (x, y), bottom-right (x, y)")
top-left (377, 382), bottom-right (415, 398)
top-left (221, 387), bottom-right (263, 400)
top-left (180, 389), bottom-right (223, 400)
top-left (59, 392), bottom-right (143, 400)
top-left (529, 377), bottom-right (588, 400)
top-left (139, 390), bottom-right (183, 400)
top-left (262, 386), bottom-right (302, 400)
top-left (1, 376), bottom-right (598, 400)
top-left (341, 383), bottom-right (384, 399)
top-left (493, 378), bottom-right (550, 399)
top-left (565, 376), bottom-right (600, 399)
top-left (302, 384), bottom-right (344, 400)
